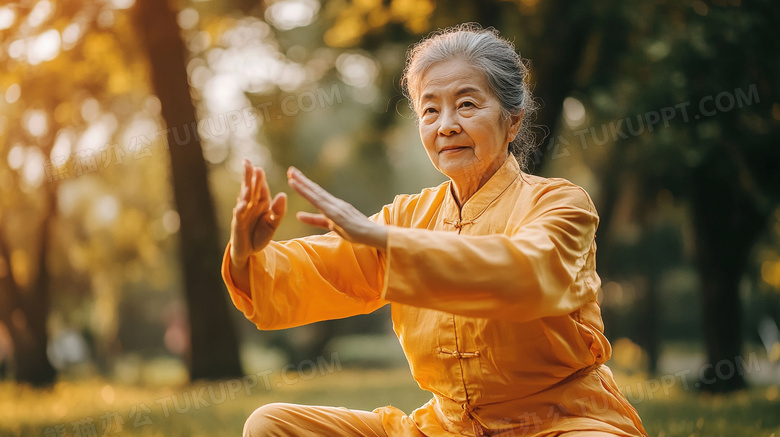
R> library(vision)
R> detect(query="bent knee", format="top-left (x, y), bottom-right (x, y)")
top-left (243, 402), bottom-right (300, 437)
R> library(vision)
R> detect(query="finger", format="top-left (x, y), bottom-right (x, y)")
top-left (267, 192), bottom-right (287, 227)
top-left (257, 167), bottom-right (271, 210)
top-left (287, 177), bottom-right (311, 203)
top-left (250, 167), bottom-right (270, 213)
top-left (288, 180), bottom-right (330, 220)
top-left (248, 165), bottom-right (258, 206)
top-left (234, 199), bottom-right (257, 227)
top-left (288, 166), bottom-right (326, 198)
top-left (242, 159), bottom-right (252, 202)
top-left (296, 211), bottom-right (331, 229)
top-left (287, 168), bottom-right (335, 212)
top-left (234, 198), bottom-right (248, 214)
top-left (233, 200), bottom-right (247, 221)
top-left (236, 160), bottom-right (248, 203)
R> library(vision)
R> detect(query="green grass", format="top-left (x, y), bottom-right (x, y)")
top-left (0, 367), bottom-right (778, 437)
top-left (633, 386), bottom-right (780, 437)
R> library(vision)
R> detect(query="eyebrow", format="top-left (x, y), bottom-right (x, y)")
top-left (421, 86), bottom-right (483, 102)
top-left (455, 86), bottom-right (482, 97)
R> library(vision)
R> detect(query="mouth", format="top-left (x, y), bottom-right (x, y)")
top-left (439, 146), bottom-right (470, 154)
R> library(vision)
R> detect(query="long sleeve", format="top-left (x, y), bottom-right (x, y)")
top-left (221, 209), bottom-right (391, 330)
top-left (381, 184), bottom-right (600, 323)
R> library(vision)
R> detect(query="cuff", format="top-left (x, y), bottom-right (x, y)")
top-left (221, 242), bottom-right (253, 307)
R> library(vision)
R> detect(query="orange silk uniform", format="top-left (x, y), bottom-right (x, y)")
top-left (221, 156), bottom-right (647, 436)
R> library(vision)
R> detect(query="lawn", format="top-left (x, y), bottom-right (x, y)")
top-left (1, 366), bottom-right (778, 437)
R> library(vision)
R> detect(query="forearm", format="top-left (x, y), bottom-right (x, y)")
top-left (228, 248), bottom-right (252, 295)
top-left (362, 225), bottom-right (389, 251)
top-left (221, 236), bottom-right (387, 330)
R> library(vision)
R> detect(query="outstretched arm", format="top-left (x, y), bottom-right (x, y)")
top-left (380, 187), bottom-right (600, 322)
top-left (288, 173), bottom-right (599, 322)
top-left (285, 168), bottom-right (598, 323)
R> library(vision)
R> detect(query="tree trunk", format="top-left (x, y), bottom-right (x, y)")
top-left (0, 188), bottom-right (57, 386)
top-left (690, 144), bottom-right (766, 393)
top-left (133, 0), bottom-right (243, 380)
top-left (527, 0), bottom-right (593, 170)
top-left (639, 223), bottom-right (663, 377)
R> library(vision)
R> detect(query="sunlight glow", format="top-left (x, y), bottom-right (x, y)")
top-left (177, 7), bottom-right (199, 30)
top-left (336, 53), bottom-right (377, 88)
top-left (265, 0), bottom-right (319, 31)
top-left (8, 39), bottom-right (25, 60)
top-left (276, 63), bottom-right (306, 92)
top-left (7, 144), bottom-right (25, 170)
top-left (646, 40), bottom-right (671, 61)
top-left (563, 96), bottom-right (586, 128)
top-left (5, 84), bottom-right (21, 104)
top-left (62, 23), bottom-right (82, 50)
top-left (207, 19), bottom-right (294, 95)
top-left (202, 73), bottom-right (247, 114)
top-left (161, 210), bottom-right (180, 234)
top-left (218, 18), bottom-right (271, 47)
top-left (188, 64), bottom-right (212, 89)
top-left (23, 109), bottom-right (49, 137)
top-left (97, 10), bottom-right (114, 27)
top-left (77, 114), bottom-right (118, 153)
top-left (93, 195), bottom-right (119, 225)
top-left (0, 6), bottom-right (15, 30)
top-left (108, 0), bottom-right (135, 9)
top-left (143, 95), bottom-right (161, 116)
top-left (22, 147), bottom-right (45, 187)
top-left (57, 182), bottom-right (79, 216)
top-left (199, 17), bottom-right (294, 169)
top-left (185, 30), bottom-right (210, 53)
top-left (27, 29), bottom-right (61, 65)
top-left (120, 114), bottom-right (157, 150)
top-left (51, 129), bottom-right (74, 163)
top-left (81, 98), bottom-right (101, 122)
top-left (27, 1), bottom-right (53, 28)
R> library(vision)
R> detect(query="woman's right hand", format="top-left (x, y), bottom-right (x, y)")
top-left (229, 159), bottom-right (287, 268)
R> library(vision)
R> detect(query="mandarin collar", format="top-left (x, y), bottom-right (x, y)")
top-left (441, 155), bottom-right (521, 225)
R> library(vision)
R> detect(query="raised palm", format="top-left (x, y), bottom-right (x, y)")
top-left (229, 159), bottom-right (287, 266)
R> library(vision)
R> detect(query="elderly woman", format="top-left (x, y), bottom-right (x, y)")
top-left (222, 25), bottom-right (647, 437)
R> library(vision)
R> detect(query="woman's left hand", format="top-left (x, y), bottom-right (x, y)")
top-left (287, 166), bottom-right (388, 251)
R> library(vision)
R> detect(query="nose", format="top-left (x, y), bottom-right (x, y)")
top-left (437, 109), bottom-right (461, 136)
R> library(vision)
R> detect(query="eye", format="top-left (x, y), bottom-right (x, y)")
top-left (459, 101), bottom-right (476, 109)
top-left (422, 107), bottom-right (438, 115)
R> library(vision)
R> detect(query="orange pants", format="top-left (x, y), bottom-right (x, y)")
top-left (243, 403), bottom-right (391, 437)
top-left (242, 402), bottom-right (627, 437)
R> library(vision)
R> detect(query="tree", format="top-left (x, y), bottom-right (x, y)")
top-left (0, 165), bottom-right (58, 386)
top-left (131, 0), bottom-right (244, 380)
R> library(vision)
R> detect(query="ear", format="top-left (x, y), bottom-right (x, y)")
top-left (507, 109), bottom-right (524, 143)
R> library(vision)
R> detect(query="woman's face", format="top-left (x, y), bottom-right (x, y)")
top-left (416, 59), bottom-right (521, 192)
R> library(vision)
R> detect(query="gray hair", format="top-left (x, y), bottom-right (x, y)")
top-left (401, 23), bottom-right (539, 167)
